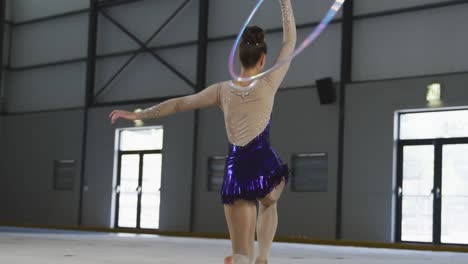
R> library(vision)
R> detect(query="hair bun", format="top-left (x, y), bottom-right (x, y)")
top-left (239, 26), bottom-right (267, 68)
top-left (242, 26), bottom-right (265, 45)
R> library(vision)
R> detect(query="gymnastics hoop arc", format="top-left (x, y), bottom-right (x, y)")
top-left (228, 0), bottom-right (346, 83)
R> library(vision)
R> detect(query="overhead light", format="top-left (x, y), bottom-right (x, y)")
top-left (426, 83), bottom-right (442, 107)
top-left (134, 109), bottom-right (144, 127)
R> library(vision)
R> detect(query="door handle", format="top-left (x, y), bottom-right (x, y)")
top-left (431, 187), bottom-right (441, 199)
top-left (115, 185), bottom-right (120, 193)
top-left (136, 186), bottom-right (142, 194)
top-left (435, 187), bottom-right (441, 199)
top-left (397, 186), bottom-right (402, 198)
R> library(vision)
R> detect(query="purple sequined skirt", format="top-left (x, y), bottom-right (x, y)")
top-left (220, 119), bottom-right (289, 204)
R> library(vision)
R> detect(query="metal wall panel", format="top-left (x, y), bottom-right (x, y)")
top-left (6, 62), bottom-right (86, 112)
top-left (97, 0), bottom-right (198, 55)
top-left (0, 110), bottom-right (84, 226)
top-left (0, 117), bottom-right (4, 217)
top-left (3, 24), bottom-right (10, 67)
top-left (352, 4), bottom-right (468, 81)
top-left (95, 47), bottom-right (196, 102)
top-left (5, 0), bottom-right (11, 21)
top-left (11, 13), bottom-right (88, 68)
top-left (354, 0), bottom-right (455, 15)
top-left (11, 0), bottom-right (88, 22)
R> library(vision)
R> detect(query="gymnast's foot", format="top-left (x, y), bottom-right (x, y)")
top-left (226, 255), bottom-right (266, 264)
top-left (224, 255), bottom-right (233, 264)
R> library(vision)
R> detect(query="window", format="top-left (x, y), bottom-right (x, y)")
top-left (400, 109), bottom-right (468, 140)
top-left (207, 156), bottom-right (226, 191)
top-left (291, 153), bottom-right (328, 192)
top-left (53, 160), bottom-right (76, 191)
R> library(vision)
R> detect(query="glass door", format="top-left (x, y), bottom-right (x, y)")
top-left (398, 144), bottom-right (435, 243)
top-left (115, 127), bottom-right (163, 230)
top-left (140, 154), bottom-right (162, 229)
top-left (397, 109), bottom-right (468, 245)
top-left (441, 144), bottom-right (468, 244)
top-left (117, 154), bottom-right (140, 228)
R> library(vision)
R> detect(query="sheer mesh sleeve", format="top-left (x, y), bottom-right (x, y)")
top-left (264, 0), bottom-right (296, 90)
top-left (135, 83), bottom-right (221, 120)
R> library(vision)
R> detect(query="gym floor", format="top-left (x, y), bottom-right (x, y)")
top-left (1, 227), bottom-right (467, 264)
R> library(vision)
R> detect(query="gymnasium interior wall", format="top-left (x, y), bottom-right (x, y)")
top-left (0, 0), bottom-right (467, 243)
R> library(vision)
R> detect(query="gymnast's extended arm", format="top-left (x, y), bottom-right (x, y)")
top-left (109, 83), bottom-right (221, 123)
top-left (135, 83), bottom-right (221, 120)
top-left (265, 0), bottom-right (297, 87)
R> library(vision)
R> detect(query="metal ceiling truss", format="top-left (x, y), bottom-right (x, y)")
top-left (94, 0), bottom-right (195, 101)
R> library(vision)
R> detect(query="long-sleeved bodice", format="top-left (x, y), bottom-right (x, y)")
top-left (218, 79), bottom-right (275, 146)
top-left (135, 0), bottom-right (296, 146)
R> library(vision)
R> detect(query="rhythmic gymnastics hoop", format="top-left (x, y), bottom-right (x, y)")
top-left (228, 0), bottom-right (346, 85)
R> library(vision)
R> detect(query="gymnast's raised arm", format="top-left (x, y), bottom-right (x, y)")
top-left (109, 83), bottom-right (221, 123)
top-left (265, 0), bottom-right (297, 88)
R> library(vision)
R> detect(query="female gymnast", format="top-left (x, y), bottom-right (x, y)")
top-left (109, 0), bottom-right (296, 263)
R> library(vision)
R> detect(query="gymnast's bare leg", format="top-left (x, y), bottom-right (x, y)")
top-left (224, 177), bottom-right (286, 264)
top-left (224, 199), bottom-right (257, 264)
top-left (255, 177), bottom-right (286, 264)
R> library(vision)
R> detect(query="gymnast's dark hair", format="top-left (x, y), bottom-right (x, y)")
top-left (239, 26), bottom-right (267, 69)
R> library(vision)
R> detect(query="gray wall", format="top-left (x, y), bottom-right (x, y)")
top-left (1, 0), bottom-right (11, 102)
top-left (1, 0), bottom-right (468, 244)
top-left (1, 0), bottom-right (198, 231)
top-left (0, 115), bottom-right (5, 219)
top-left (342, 73), bottom-right (468, 242)
top-left (5, 0), bottom-right (199, 112)
top-left (352, 3), bottom-right (468, 81)
top-left (4, 0), bottom-right (11, 21)
top-left (354, 0), bottom-right (455, 15)
top-left (11, 0), bottom-right (88, 23)
top-left (193, 87), bottom-right (340, 239)
top-left (82, 105), bottom-right (195, 231)
top-left (5, 63), bottom-right (86, 112)
top-left (11, 14), bottom-right (88, 68)
top-left (6, 7), bottom-right (88, 112)
top-left (0, 104), bottom-right (195, 231)
top-left (0, 1), bottom-right (11, 220)
top-left (0, 110), bottom-right (84, 225)
top-left (95, 0), bottom-right (198, 103)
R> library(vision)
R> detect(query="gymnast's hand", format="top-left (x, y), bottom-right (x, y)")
top-left (109, 110), bottom-right (138, 124)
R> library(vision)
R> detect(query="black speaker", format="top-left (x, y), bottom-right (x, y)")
top-left (315, 77), bottom-right (336, 105)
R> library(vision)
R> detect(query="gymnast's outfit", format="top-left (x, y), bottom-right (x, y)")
top-left (136, 0), bottom-right (296, 205)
